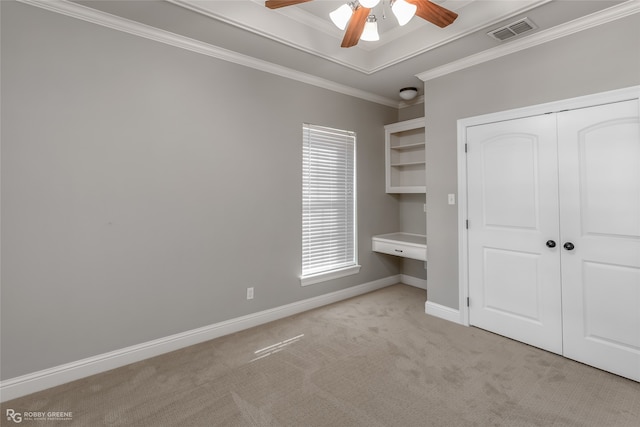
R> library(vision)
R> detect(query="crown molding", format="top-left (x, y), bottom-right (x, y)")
top-left (16, 0), bottom-right (400, 108)
top-left (20, 0), bottom-right (635, 107)
top-left (417, 0), bottom-right (640, 82)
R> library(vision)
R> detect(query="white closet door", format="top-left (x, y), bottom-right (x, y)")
top-left (558, 99), bottom-right (640, 381)
top-left (467, 115), bottom-right (563, 354)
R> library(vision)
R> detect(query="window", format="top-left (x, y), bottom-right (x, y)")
top-left (301, 124), bottom-right (359, 286)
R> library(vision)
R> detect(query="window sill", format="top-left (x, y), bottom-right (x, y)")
top-left (300, 265), bottom-right (361, 286)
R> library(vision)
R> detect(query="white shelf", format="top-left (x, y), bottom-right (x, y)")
top-left (385, 118), bottom-right (426, 193)
top-left (372, 232), bottom-right (427, 261)
top-left (391, 161), bottom-right (426, 167)
top-left (388, 186), bottom-right (425, 194)
top-left (390, 142), bottom-right (425, 151)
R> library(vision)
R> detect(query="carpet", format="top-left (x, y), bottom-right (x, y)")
top-left (2, 284), bottom-right (639, 426)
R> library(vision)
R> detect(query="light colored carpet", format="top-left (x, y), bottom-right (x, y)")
top-left (2, 284), bottom-right (639, 426)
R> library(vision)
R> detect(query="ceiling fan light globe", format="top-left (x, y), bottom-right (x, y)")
top-left (391, 0), bottom-right (417, 26)
top-left (330, 4), bottom-right (353, 30)
top-left (359, 0), bottom-right (380, 8)
top-left (360, 16), bottom-right (379, 41)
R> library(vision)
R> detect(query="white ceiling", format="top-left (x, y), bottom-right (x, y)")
top-left (70, 0), bottom-right (631, 105)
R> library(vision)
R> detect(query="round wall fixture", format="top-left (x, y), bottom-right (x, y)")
top-left (399, 87), bottom-right (418, 100)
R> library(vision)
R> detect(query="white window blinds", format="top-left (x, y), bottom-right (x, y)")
top-left (302, 124), bottom-right (357, 282)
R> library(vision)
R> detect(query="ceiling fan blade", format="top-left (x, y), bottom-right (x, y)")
top-left (409, 0), bottom-right (458, 28)
top-left (265, 0), bottom-right (313, 9)
top-left (341, 6), bottom-right (370, 48)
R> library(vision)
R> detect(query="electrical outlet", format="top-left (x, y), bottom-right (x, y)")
top-left (448, 194), bottom-right (456, 205)
top-left (246, 287), bottom-right (254, 300)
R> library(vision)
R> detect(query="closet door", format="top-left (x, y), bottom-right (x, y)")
top-left (467, 115), bottom-right (563, 354)
top-left (558, 99), bottom-right (640, 381)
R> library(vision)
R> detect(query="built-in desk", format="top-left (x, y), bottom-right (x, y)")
top-left (372, 232), bottom-right (427, 261)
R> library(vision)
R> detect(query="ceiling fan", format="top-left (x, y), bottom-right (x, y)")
top-left (265, 0), bottom-right (458, 48)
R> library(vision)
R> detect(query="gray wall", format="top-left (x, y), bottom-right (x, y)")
top-left (398, 193), bottom-right (427, 280)
top-left (424, 13), bottom-right (640, 309)
top-left (398, 102), bottom-right (424, 122)
top-left (0, 2), bottom-right (399, 379)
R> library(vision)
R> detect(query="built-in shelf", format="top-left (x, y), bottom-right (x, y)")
top-left (390, 142), bottom-right (425, 151)
top-left (372, 232), bottom-right (427, 261)
top-left (391, 161), bottom-right (427, 167)
top-left (385, 117), bottom-right (426, 193)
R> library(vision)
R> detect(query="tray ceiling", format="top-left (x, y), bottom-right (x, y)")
top-left (172, 0), bottom-right (550, 73)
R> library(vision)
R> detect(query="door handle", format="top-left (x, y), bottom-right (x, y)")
top-left (546, 240), bottom-right (556, 248)
top-left (563, 242), bottom-right (575, 251)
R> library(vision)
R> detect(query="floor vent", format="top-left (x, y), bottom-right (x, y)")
top-left (487, 17), bottom-right (537, 41)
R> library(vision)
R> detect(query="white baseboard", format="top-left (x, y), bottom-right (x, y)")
top-left (425, 300), bottom-right (464, 325)
top-left (400, 274), bottom-right (427, 290)
top-left (0, 275), bottom-right (399, 402)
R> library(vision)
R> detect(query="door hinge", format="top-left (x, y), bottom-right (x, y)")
top-left (466, 220), bottom-right (469, 229)
top-left (467, 297), bottom-right (470, 307)
top-left (464, 143), bottom-right (468, 153)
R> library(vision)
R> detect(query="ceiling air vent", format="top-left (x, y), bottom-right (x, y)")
top-left (487, 17), bottom-right (537, 41)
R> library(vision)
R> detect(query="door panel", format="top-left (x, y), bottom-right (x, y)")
top-left (481, 137), bottom-right (539, 229)
top-left (579, 119), bottom-right (640, 237)
top-left (558, 99), bottom-right (640, 381)
top-left (467, 115), bottom-right (563, 354)
top-left (483, 248), bottom-right (542, 322)
top-left (582, 261), bottom-right (640, 350)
